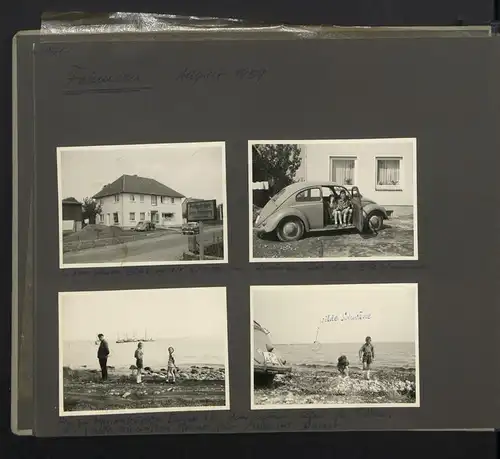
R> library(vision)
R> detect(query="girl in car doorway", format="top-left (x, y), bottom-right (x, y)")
top-left (329, 194), bottom-right (342, 226)
top-left (337, 190), bottom-right (353, 226)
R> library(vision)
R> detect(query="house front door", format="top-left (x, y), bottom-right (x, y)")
top-left (106, 213), bottom-right (111, 225)
top-left (150, 211), bottom-right (159, 224)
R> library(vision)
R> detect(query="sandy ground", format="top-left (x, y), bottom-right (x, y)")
top-left (254, 365), bottom-right (417, 406)
top-left (252, 212), bottom-right (415, 259)
top-left (63, 365), bottom-right (226, 412)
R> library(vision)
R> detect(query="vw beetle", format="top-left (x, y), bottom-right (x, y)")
top-left (254, 181), bottom-right (391, 242)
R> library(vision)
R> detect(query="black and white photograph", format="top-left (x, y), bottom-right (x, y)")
top-left (249, 138), bottom-right (417, 262)
top-left (59, 287), bottom-right (229, 416)
top-left (58, 142), bottom-right (227, 268)
top-left (251, 284), bottom-right (419, 409)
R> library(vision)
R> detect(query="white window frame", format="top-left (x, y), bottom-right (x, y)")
top-left (140, 212), bottom-right (146, 221)
top-left (151, 195), bottom-right (158, 206)
top-left (130, 194), bottom-right (136, 202)
top-left (329, 156), bottom-right (357, 187)
top-left (171, 197), bottom-right (175, 204)
top-left (129, 212), bottom-right (136, 222)
top-left (114, 194), bottom-right (120, 203)
top-left (139, 194), bottom-right (145, 202)
top-left (375, 156), bottom-right (403, 191)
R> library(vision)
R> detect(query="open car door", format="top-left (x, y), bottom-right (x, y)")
top-left (350, 186), bottom-right (364, 232)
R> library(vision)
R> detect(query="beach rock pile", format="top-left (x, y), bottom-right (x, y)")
top-left (257, 368), bottom-right (416, 405)
top-left (129, 365), bottom-right (225, 382)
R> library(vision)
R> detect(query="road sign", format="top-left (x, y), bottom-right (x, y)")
top-left (186, 199), bottom-right (217, 223)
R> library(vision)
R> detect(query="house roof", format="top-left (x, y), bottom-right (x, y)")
top-left (92, 174), bottom-right (185, 199)
top-left (62, 197), bottom-right (82, 205)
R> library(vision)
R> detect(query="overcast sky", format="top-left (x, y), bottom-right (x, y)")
top-left (59, 143), bottom-right (225, 204)
top-left (60, 287), bottom-right (227, 342)
top-left (252, 284), bottom-right (417, 344)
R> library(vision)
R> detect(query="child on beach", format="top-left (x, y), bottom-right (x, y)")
top-left (329, 194), bottom-right (342, 226)
top-left (337, 355), bottom-right (350, 377)
top-left (134, 342), bottom-right (144, 383)
top-left (359, 336), bottom-right (375, 380)
top-left (337, 190), bottom-right (353, 226)
top-left (166, 347), bottom-right (178, 384)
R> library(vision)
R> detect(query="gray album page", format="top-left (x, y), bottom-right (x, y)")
top-left (12, 31), bottom-right (37, 435)
top-left (28, 32), bottom-right (500, 436)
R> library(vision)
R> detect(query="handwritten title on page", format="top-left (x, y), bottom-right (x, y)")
top-left (176, 67), bottom-right (268, 84)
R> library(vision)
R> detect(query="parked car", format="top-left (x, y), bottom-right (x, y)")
top-left (253, 320), bottom-right (291, 385)
top-left (134, 221), bottom-right (156, 232)
top-left (254, 182), bottom-right (392, 242)
top-left (182, 222), bottom-right (200, 235)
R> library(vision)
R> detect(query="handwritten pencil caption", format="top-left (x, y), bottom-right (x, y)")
top-left (176, 67), bottom-right (268, 84)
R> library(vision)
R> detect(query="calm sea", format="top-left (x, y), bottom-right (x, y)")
top-left (274, 342), bottom-right (416, 369)
top-left (63, 337), bottom-right (226, 370)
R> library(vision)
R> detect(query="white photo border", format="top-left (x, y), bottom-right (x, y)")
top-left (249, 283), bottom-right (420, 410)
top-left (248, 138), bottom-right (418, 262)
top-left (58, 286), bottom-right (231, 417)
top-left (57, 141), bottom-right (229, 269)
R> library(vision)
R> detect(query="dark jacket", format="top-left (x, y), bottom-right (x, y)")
top-left (97, 339), bottom-right (110, 359)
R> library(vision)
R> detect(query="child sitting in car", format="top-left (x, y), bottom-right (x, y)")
top-left (337, 190), bottom-right (353, 226)
top-left (329, 194), bottom-right (342, 227)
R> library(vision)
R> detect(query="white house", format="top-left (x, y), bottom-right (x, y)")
top-left (294, 139), bottom-right (415, 208)
top-left (93, 174), bottom-right (185, 229)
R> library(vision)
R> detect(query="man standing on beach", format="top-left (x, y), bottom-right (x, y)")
top-left (97, 333), bottom-right (110, 381)
top-left (359, 336), bottom-right (375, 380)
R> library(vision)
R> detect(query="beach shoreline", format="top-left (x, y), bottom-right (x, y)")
top-left (254, 365), bottom-right (417, 406)
top-left (62, 364), bottom-right (227, 412)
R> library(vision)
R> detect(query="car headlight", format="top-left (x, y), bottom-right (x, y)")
top-left (255, 215), bottom-right (260, 225)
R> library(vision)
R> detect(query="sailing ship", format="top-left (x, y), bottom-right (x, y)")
top-left (116, 330), bottom-right (154, 343)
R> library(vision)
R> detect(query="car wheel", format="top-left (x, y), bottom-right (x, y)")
top-left (364, 211), bottom-right (384, 233)
top-left (276, 217), bottom-right (305, 242)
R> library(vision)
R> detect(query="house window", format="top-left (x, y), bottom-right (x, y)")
top-left (113, 212), bottom-right (119, 224)
top-left (129, 212), bottom-right (136, 221)
top-left (296, 187), bottom-right (322, 202)
top-left (330, 157), bottom-right (356, 186)
top-left (171, 197), bottom-right (175, 204)
top-left (162, 212), bottom-right (174, 220)
top-left (114, 195), bottom-right (120, 203)
top-left (140, 194), bottom-right (144, 202)
top-left (376, 157), bottom-right (402, 190)
top-left (130, 194), bottom-right (135, 202)
top-left (151, 195), bottom-right (158, 206)
top-left (140, 212), bottom-right (146, 221)
top-left (160, 196), bottom-right (165, 204)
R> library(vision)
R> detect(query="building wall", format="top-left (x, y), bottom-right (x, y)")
top-left (98, 193), bottom-right (183, 228)
top-left (298, 139), bottom-right (415, 207)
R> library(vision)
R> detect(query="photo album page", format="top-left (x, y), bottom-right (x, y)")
top-left (12, 28), bottom-right (500, 436)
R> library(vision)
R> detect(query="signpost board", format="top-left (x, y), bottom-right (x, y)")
top-left (186, 199), bottom-right (217, 260)
top-left (186, 199), bottom-right (217, 223)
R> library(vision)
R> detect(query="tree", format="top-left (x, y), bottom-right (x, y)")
top-left (82, 197), bottom-right (102, 225)
top-left (252, 144), bottom-right (303, 195)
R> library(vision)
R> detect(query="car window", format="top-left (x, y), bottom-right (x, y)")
top-left (322, 187), bottom-right (337, 199)
top-left (296, 187), bottom-right (322, 202)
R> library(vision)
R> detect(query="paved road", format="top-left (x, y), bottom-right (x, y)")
top-left (64, 226), bottom-right (223, 264)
